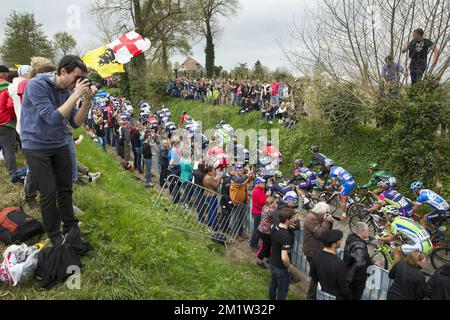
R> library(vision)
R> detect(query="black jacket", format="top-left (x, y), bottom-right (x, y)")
top-left (343, 233), bottom-right (372, 283)
top-left (142, 142), bottom-right (152, 159)
top-left (387, 260), bottom-right (426, 300)
top-left (425, 265), bottom-right (450, 300)
top-left (220, 173), bottom-right (232, 209)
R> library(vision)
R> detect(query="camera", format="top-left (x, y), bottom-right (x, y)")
top-left (80, 76), bottom-right (100, 90)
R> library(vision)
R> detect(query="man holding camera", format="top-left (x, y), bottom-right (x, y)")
top-left (21, 55), bottom-right (98, 245)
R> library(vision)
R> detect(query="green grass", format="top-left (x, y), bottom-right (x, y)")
top-left (166, 98), bottom-right (449, 199)
top-left (0, 134), bottom-right (291, 300)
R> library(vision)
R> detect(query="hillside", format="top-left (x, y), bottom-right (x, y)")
top-left (166, 98), bottom-right (450, 199)
top-left (0, 132), bottom-right (282, 300)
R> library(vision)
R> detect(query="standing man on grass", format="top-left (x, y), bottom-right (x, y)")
top-left (21, 55), bottom-right (97, 246)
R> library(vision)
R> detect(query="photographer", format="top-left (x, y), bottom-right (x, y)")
top-left (21, 55), bottom-right (98, 245)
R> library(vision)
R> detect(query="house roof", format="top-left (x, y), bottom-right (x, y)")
top-left (180, 57), bottom-right (204, 71)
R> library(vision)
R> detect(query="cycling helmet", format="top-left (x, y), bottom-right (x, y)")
top-left (377, 180), bottom-right (389, 189)
top-left (275, 171), bottom-right (284, 178)
top-left (283, 192), bottom-right (298, 203)
top-left (267, 141), bottom-right (272, 147)
top-left (383, 205), bottom-right (399, 216)
top-left (310, 145), bottom-right (319, 153)
top-left (325, 158), bottom-right (334, 167)
top-left (294, 159), bottom-right (303, 167)
top-left (410, 181), bottom-right (423, 191)
top-left (368, 163), bottom-right (379, 170)
top-left (388, 177), bottom-right (397, 188)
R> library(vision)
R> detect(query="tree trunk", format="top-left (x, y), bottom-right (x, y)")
top-left (128, 54), bottom-right (147, 107)
top-left (204, 22), bottom-right (215, 78)
top-left (162, 43), bottom-right (169, 75)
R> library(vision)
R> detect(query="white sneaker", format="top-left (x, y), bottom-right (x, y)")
top-left (303, 197), bottom-right (310, 205)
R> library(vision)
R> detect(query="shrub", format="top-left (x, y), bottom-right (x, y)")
top-left (146, 76), bottom-right (168, 105)
top-left (316, 83), bottom-right (363, 135)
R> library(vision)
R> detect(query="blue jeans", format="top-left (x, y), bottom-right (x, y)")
top-left (410, 62), bottom-right (427, 84)
top-left (66, 134), bottom-right (78, 185)
top-left (205, 196), bottom-right (219, 231)
top-left (143, 158), bottom-right (152, 184)
top-left (272, 95), bottom-right (280, 107)
top-left (269, 264), bottom-right (291, 300)
top-left (134, 148), bottom-right (143, 173)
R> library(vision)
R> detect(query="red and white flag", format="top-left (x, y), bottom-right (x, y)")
top-left (107, 31), bottom-right (151, 64)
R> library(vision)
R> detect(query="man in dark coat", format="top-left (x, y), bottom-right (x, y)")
top-left (343, 222), bottom-right (372, 300)
top-left (159, 141), bottom-right (170, 187)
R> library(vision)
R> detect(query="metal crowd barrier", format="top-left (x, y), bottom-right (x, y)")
top-left (151, 174), bottom-right (250, 246)
top-left (244, 198), bottom-right (392, 300)
top-left (150, 165), bottom-right (392, 300)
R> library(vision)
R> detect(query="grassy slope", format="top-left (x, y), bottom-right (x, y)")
top-left (167, 98), bottom-right (449, 199)
top-left (0, 133), bottom-right (279, 300)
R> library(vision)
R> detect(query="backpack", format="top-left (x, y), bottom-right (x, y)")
top-left (0, 208), bottom-right (44, 245)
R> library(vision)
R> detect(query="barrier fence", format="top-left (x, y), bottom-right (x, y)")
top-left (150, 164), bottom-right (392, 300)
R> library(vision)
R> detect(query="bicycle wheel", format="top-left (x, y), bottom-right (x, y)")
top-left (349, 214), bottom-right (377, 238)
top-left (317, 192), bottom-right (339, 215)
top-left (347, 203), bottom-right (366, 218)
top-left (367, 243), bottom-right (389, 270)
top-left (430, 246), bottom-right (450, 270)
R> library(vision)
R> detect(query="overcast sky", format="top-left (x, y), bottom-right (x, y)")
top-left (0, 0), bottom-right (314, 74)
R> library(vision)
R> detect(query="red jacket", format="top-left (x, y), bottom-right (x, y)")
top-left (0, 78), bottom-right (15, 126)
top-left (251, 186), bottom-right (267, 215)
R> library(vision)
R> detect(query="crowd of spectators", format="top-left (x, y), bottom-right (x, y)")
top-left (167, 77), bottom-right (308, 127)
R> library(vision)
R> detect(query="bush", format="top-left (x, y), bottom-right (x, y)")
top-left (146, 76), bottom-right (168, 105)
top-left (316, 83), bottom-right (363, 135)
top-left (378, 83), bottom-right (449, 188)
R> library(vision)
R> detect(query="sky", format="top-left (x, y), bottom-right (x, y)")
top-left (0, 0), bottom-right (314, 74)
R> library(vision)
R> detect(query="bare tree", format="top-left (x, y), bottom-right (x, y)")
top-left (281, 0), bottom-right (450, 99)
top-left (193, 0), bottom-right (240, 78)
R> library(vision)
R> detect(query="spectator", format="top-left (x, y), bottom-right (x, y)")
top-left (219, 165), bottom-right (233, 231)
top-left (130, 125), bottom-right (143, 174)
top-left (343, 222), bottom-right (372, 300)
top-left (229, 165), bottom-right (254, 241)
top-left (256, 196), bottom-right (277, 269)
top-left (402, 28), bottom-right (439, 84)
top-left (303, 202), bottom-right (334, 300)
top-left (310, 229), bottom-right (350, 300)
top-left (159, 140), bottom-right (170, 188)
top-left (203, 166), bottom-right (221, 231)
top-left (0, 65), bottom-right (16, 177)
top-left (20, 55), bottom-right (96, 245)
top-left (168, 139), bottom-right (182, 203)
top-left (381, 55), bottom-right (407, 90)
top-left (123, 121), bottom-right (132, 167)
top-left (142, 135), bottom-right (154, 188)
top-left (387, 251), bottom-right (428, 300)
top-left (8, 65), bottom-right (32, 136)
top-left (275, 102), bottom-right (288, 124)
top-left (250, 177), bottom-right (268, 251)
top-left (424, 263), bottom-right (450, 300)
top-left (180, 156), bottom-right (194, 204)
top-left (269, 207), bottom-right (296, 300)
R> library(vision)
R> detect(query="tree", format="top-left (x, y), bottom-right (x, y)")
top-left (193, 0), bottom-right (239, 78)
top-left (253, 60), bottom-right (265, 80)
top-left (233, 62), bottom-right (248, 79)
top-left (281, 0), bottom-right (450, 98)
top-left (53, 32), bottom-right (77, 58)
top-left (213, 65), bottom-right (223, 77)
top-left (91, 0), bottom-right (193, 104)
top-left (0, 11), bottom-right (54, 66)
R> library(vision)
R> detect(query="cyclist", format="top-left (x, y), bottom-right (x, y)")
top-left (410, 181), bottom-right (450, 229)
top-left (325, 159), bottom-right (355, 221)
top-left (288, 159), bottom-right (318, 206)
top-left (308, 145), bottom-right (330, 181)
top-left (377, 206), bottom-right (433, 263)
top-left (367, 179), bottom-right (414, 218)
top-left (179, 111), bottom-right (193, 127)
top-left (362, 163), bottom-right (394, 191)
top-left (282, 192), bottom-right (299, 210)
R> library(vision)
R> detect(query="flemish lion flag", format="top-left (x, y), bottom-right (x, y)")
top-left (82, 31), bottom-right (151, 78)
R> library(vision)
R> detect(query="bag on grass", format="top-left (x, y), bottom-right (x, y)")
top-left (0, 208), bottom-right (44, 245)
top-left (0, 243), bottom-right (41, 286)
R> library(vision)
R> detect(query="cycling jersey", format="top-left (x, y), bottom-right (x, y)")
top-left (268, 183), bottom-right (294, 197)
top-left (330, 166), bottom-right (355, 197)
top-left (308, 152), bottom-right (328, 169)
top-left (416, 189), bottom-right (450, 212)
top-left (378, 189), bottom-right (414, 218)
top-left (390, 216), bottom-right (433, 255)
top-left (289, 167), bottom-right (318, 190)
top-left (365, 170), bottom-right (393, 188)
